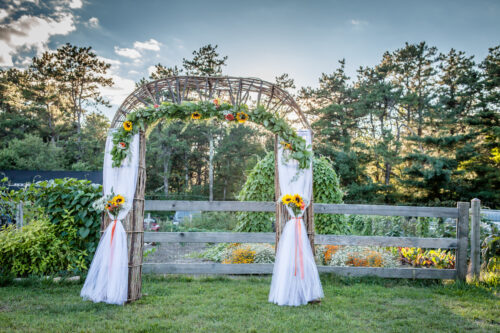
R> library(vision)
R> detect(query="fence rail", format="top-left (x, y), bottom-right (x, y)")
top-left (144, 232), bottom-right (457, 249)
top-left (145, 200), bottom-right (459, 218)
top-left (143, 200), bottom-right (475, 280)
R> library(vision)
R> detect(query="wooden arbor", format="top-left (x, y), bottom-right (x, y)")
top-left (106, 76), bottom-right (313, 302)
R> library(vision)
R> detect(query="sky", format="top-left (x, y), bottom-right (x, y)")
top-left (1, 0), bottom-right (499, 119)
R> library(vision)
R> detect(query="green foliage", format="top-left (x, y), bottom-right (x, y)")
top-left (20, 178), bottom-right (102, 269)
top-left (186, 212), bottom-right (239, 231)
top-left (236, 153), bottom-right (346, 234)
top-left (112, 101), bottom-right (311, 169)
top-left (0, 216), bottom-right (88, 276)
top-left (481, 224), bottom-right (500, 273)
top-left (0, 134), bottom-right (64, 170)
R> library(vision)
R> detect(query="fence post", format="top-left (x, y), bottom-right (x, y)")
top-left (456, 202), bottom-right (470, 281)
top-left (16, 202), bottom-right (23, 230)
top-left (470, 198), bottom-right (481, 279)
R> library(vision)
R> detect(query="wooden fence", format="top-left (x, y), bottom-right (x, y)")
top-left (142, 200), bottom-right (478, 280)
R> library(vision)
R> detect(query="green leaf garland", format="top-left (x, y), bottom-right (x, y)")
top-left (110, 100), bottom-right (312, 169)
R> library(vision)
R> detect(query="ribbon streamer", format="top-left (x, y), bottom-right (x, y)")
top-left (293, 217), bottom-right (305, 279)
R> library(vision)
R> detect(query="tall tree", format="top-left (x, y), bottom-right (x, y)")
top-left (24, 52), bottom-right (71, 143)
top-left (50, 43), bottom-right (113, 159)
top-left (402, 48), bottom-right (481, 203)
top-left (300, 60), bottom-right (374, 202)
top-left (356, 59), bottom-right (403, 199)
top-left (182, 44), bottom-right (228, 200)
top-left (182, 44), bottom-right (227, 76)
top-left (0, 69), bottom-right (39, 145)
top-left (459, 46), bottom-right (500, 207)
top-left (389, 42), bottom-right (437, 137)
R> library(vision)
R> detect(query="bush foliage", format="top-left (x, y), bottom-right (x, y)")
top-left (0, 178), bottom-right (102, 276)
top-left (0, 216), bottom-right (88, 276)
top-left (236, 152), bottom-right (346, 234)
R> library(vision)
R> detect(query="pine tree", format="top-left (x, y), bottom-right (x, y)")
top-left (402, 48), bottom-right (480, 204)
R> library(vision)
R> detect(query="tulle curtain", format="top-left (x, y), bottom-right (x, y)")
top-left (269, 129), bottom-right (323, 306)
top-left (81, 131), bottom-right (140, 305)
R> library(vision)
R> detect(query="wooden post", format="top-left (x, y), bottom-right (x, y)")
top-left (127, 131), bottom-right (146, 302)
top-left (470, 198), bottom-right (481, 279)
top-left (306, 132), bottom-right (314, 254)
top-left (456, 202), bottom-right (470, 281)
top-left (274, 135), bottom-right (281, 253)
top-left (15, 202), bottom-right (23, 229)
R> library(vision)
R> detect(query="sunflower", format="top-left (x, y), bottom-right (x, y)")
top-left (293, 194), bottom-right (303, 206)
top-left (191, 111), bottom-right (202, 120)
top-left (113, 194), bottom-right (125, 205)
top-left (282, 194), bottom-right (293, 205)
top-left (123, 121), bottom-right (133, 132)
top-left (236, 112), bottom-right (248, 123)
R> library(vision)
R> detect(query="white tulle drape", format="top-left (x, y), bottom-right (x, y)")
top-left (81, 132), bottom-right (140, 305)
top-left (269, 129), bottom-right (324, 306)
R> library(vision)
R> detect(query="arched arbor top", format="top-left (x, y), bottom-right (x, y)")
top-left (110, 76), bottom-right (311, 130)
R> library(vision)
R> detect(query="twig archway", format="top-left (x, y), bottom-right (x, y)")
top-left (105, 76), bottom-right (314, 302)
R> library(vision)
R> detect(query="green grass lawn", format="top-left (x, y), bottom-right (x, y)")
top-left (0, 275), bottom-right (499, 332)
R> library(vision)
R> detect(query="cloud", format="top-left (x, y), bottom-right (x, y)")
top-left (0, 12), bottom-right (76, 67)
top-left (97, 55), bottom-right (121, 67)
top-left (114, 46), bottom-right (141, 59)
top-left (134, 38), bottom-right (161, 51)
top-left (86, 17), bottom-right (99, 28)
top-left (0, 9), bottom-right (8, 22)
top-left (350, 19), bottom-right (368, 30)
top-left (147, 65), bottom-right (156, 75)
top-left (68, 0), bottom-right (83, 9)
top-left (100, 73), bottom-right (136, 106)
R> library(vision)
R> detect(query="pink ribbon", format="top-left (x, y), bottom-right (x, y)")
top-left (293, 217), bottom-right (305, 279)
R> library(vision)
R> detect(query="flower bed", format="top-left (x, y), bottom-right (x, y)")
top-left (318, 245), bottom-right (401, 268)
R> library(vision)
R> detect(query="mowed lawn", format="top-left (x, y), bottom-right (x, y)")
top-left (0, 275), bottom-right (498, 332)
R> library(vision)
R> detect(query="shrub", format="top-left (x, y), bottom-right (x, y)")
top-left (0, 216), bottom-right (87, 276)
top-left (0, 178), bottom-right (102, 274)
top-left (22, 178), bottom-right (102, 268)
top-left (236, 153), bottom-right (347, 234)
top-left (481, 235), bottom-right (499, 273)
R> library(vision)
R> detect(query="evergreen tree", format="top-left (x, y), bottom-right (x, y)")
top-left (356, 59), bottom-right (403, 202)
top-left (50, 43), bottom-right (113, 160)
top-left (299, 60), bottom-right (373, 202)
top-left (0, 69), bottom-right (40, 146)
top-left (182, 44), bottom-right (227, 76)
top-left (402, 48), bottom-right (480, 204)
top-left (459, 46), bottom-right (500, 207)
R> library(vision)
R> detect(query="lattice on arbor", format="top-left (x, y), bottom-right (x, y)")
top-left (110, 76), bottom-right (311, 130)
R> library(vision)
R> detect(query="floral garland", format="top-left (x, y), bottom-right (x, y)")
top-left (110, 99), bottom-right (312, 169)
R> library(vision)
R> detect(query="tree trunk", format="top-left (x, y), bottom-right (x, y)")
top-left (209, 130), bottom-right (214, 201)
top-left (385, 162), bottom-right (391, 185)
top-left (184, 152), bottom-right (189, 191)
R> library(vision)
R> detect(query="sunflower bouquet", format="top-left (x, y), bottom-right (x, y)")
top-left (92, 192), bottom-right (126, 219)
top-left (281, 193), bottom-right (306, 216)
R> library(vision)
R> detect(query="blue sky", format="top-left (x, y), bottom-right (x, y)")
top-left (1, 0), bottom-right (499, 119)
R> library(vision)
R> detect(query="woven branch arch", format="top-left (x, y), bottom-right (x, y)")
top-left (105, 76), bottom-right (314, 303)
top-left (110, 76), bottom-right (311, 130)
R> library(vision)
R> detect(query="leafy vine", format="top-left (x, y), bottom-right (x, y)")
top-left (110, 100), bottom-right (312, 168)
